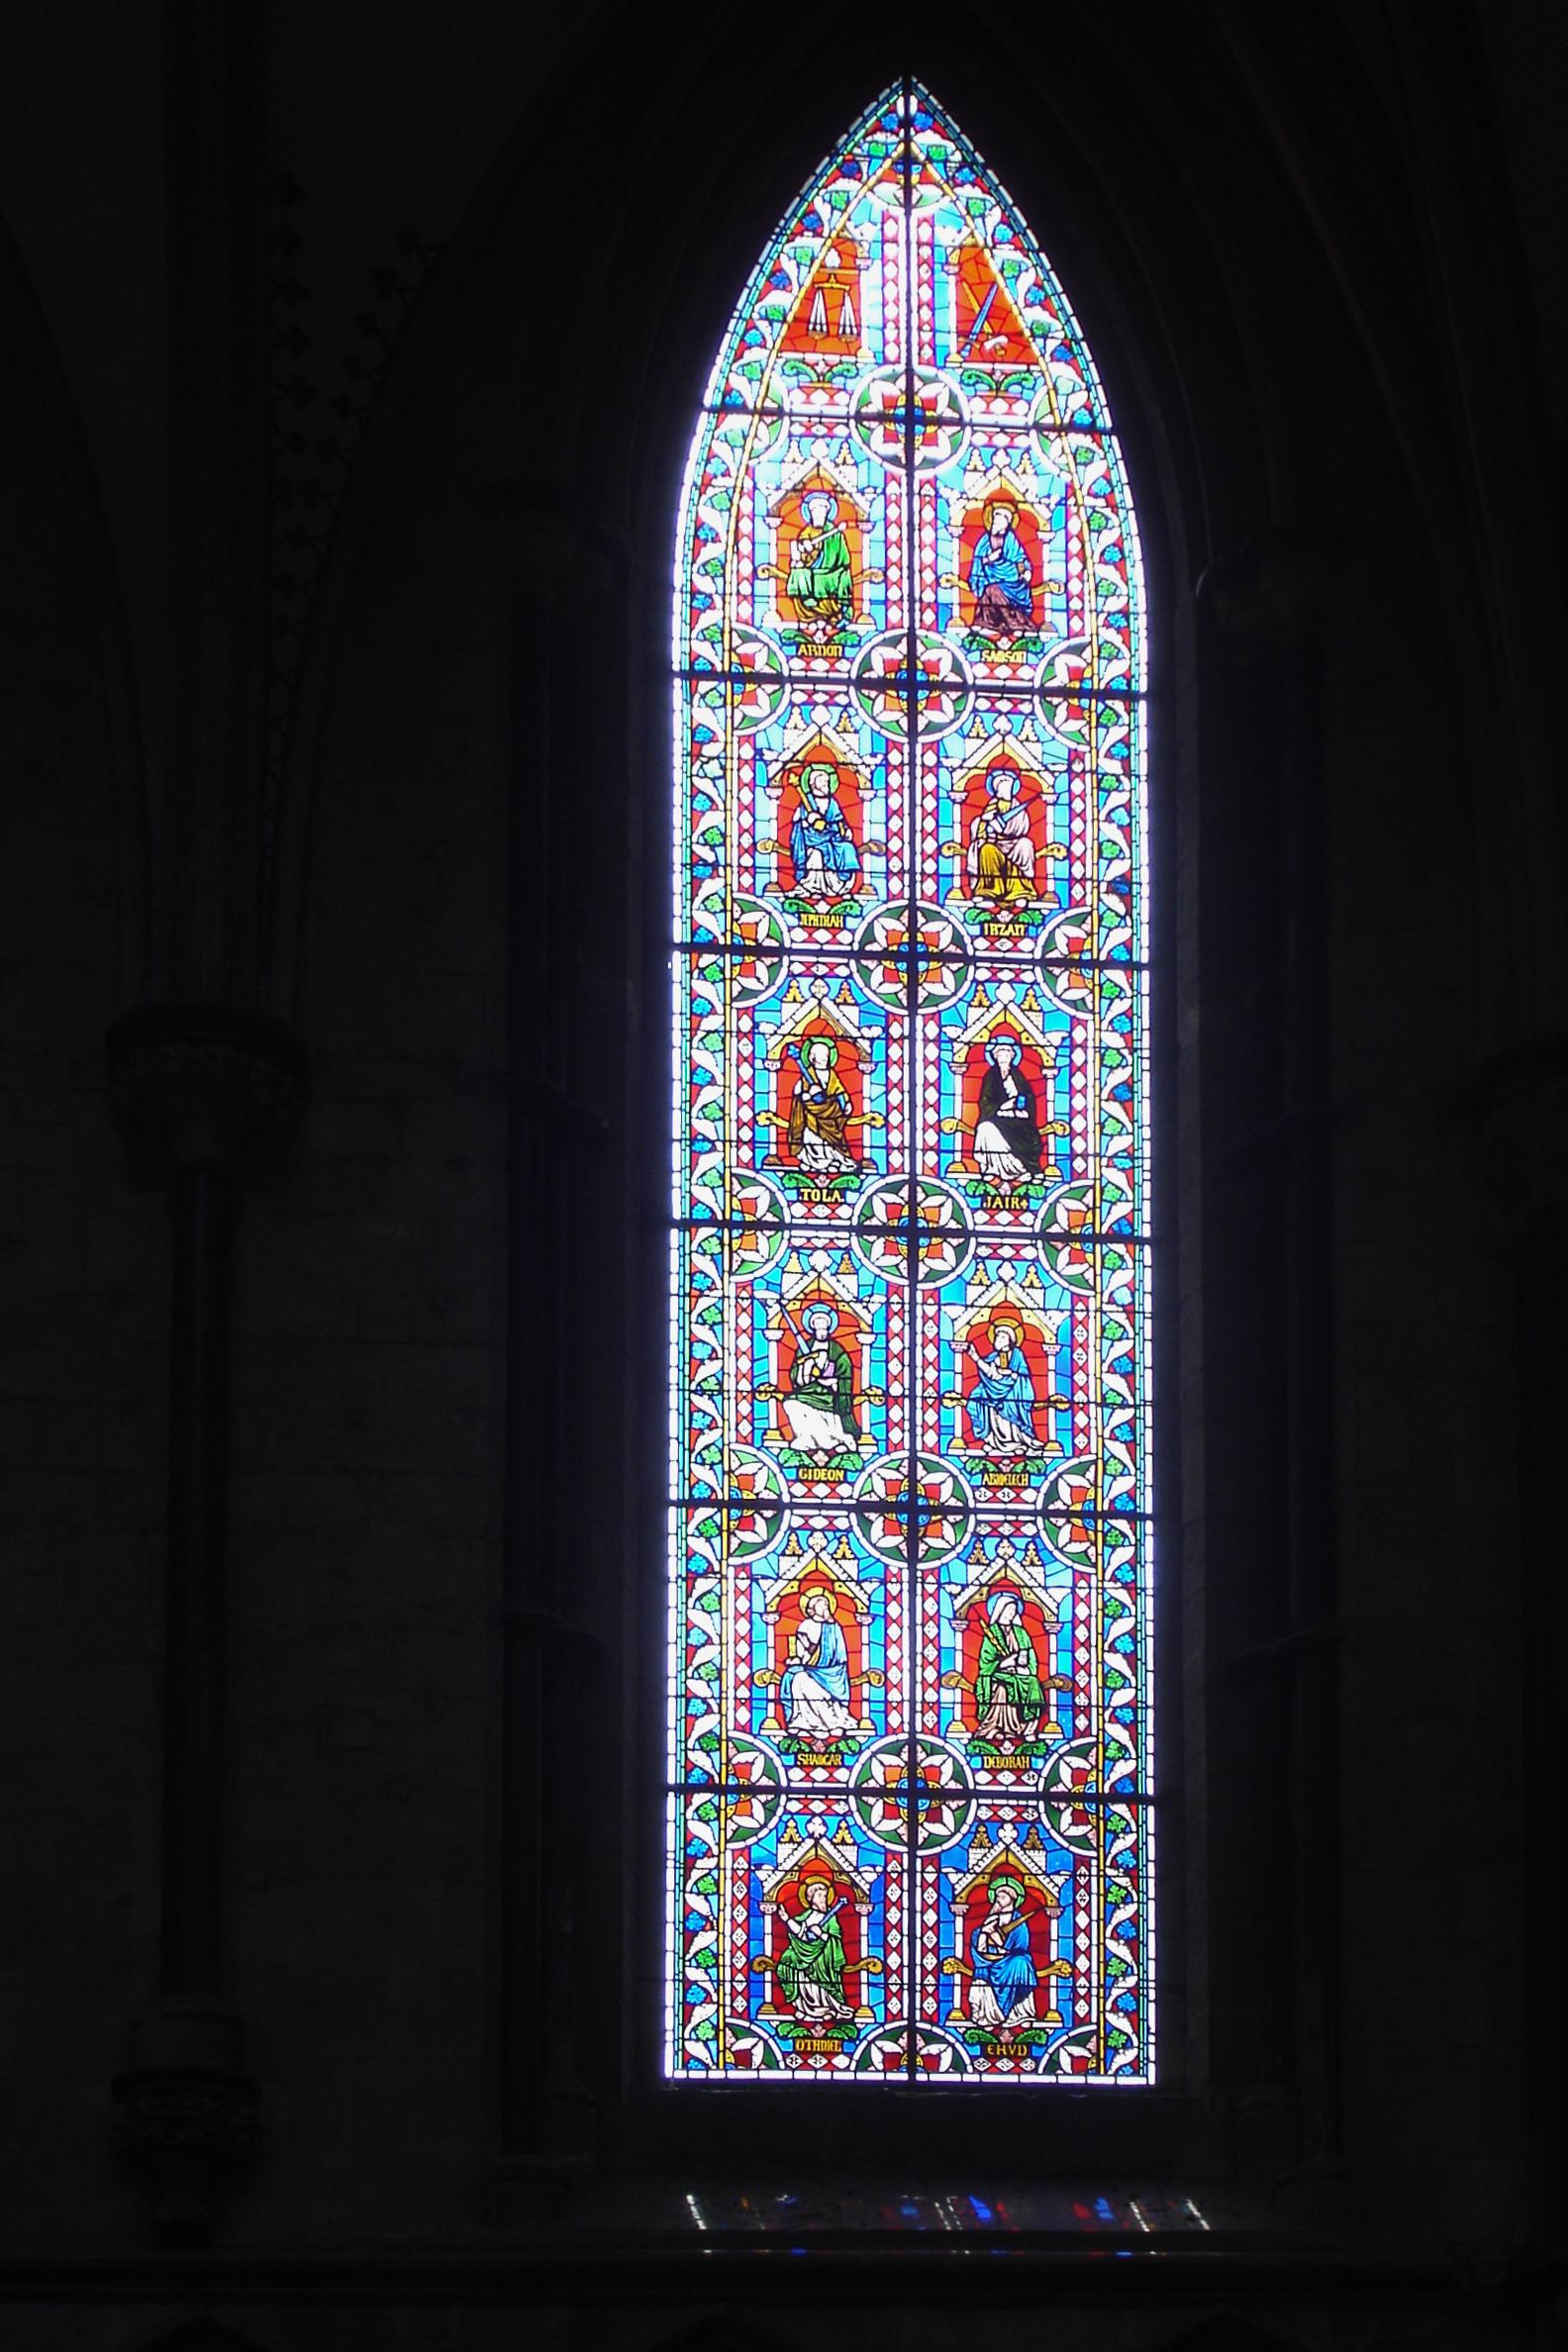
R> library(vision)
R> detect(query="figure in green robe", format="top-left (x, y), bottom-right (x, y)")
top-left (778, 1302), bottom-right (859, 1458)
top-left (786, 489), bottom-right (853, 641)
top-left (973, 1591), bottom-right (1048, 1746)
top-left (775, 1880), bottom-right (853, 2021)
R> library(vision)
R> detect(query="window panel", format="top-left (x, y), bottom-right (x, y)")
top-left (668, 80), bottom-right (1153, 2083)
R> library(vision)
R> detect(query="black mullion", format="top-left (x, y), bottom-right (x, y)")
top-left (672, 941), bottom-right (1151, 973)
top-left (673, 1779), bottom-right (1156, 1807)
top-left (672, 1220), bottom-right (1156, 1249)
top-left (698, 401), bottom-right (1115, 441)
top-left (676, 662), bottom-right (1145, 703)
top-left (899, 73), bottom-right (921, 2085)
top-left (666, 1497), bottom-right (1154, 1525)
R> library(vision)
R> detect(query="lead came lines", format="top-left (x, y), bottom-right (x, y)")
top-left (667, 81), bottom-right (1153, 2082)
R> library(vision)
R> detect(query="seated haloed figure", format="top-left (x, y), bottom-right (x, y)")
top-left (788, 764), bottom-right (861, 903)
top-left (971, 1035), bottom-right (1043, 1182)
top-left (773, 1302), bottom-right (860, 1459)
top-left (971, 1591), bottom-right (1049, 1747)
top-left (785, 490), bottom-right (854, 643)
top-left (777, 1881), bottom-right (854, 2023)
top-left (786, 1035), bottom-right (856, 1176)
top-left (966, 499), bottom-right (1033, 644)
top-left (968, 1880), bottom-right (1038, 2039)
top-left (780, 1589), bottom-right (858, 1738)
top-left (965, 764), bottom-right (1036, 905)
top-left (962, 1319), bottom-right (1037, 1456)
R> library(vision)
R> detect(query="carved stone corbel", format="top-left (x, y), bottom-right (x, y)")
top-left (111, 2004), bottom-right (262, 2248)
top-left (107, 1002), bottom-right (306, 1183)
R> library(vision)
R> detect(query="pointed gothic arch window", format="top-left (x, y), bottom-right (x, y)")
top-left (667, 83), bottom-right (1152, 2083)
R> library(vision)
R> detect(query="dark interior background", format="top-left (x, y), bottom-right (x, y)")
top-left (1, 3), bottom-right (1564, 2346)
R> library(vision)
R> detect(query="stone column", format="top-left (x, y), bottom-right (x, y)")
top-left (1479, 1045), bottom-right (1568, 2264)
top-left (105, 0), bottom-right (276, 2238)
top-left (497, 496), bottom-right (620, 2186)
top-left (107, 1006), bottom-right (304, 2241)
top-left (1199, 529), bottom-right (1346, 2208)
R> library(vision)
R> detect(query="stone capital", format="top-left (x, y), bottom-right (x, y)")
top-left (106, 1003), bottom-right (306, 1183)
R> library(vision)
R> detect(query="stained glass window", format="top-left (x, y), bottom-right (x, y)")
top-left (667, 82), bottom-right (1152, 2083)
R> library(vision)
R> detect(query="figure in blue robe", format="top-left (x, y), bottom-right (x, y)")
top-left (969, 1880), bottom-right (1037, 2034)
top-left (789, 765), bottom-right (860, 900)
top-left (967, 501), bottom-right (1033, 642)
top-left (963, 1320), bottom-right (1036, 1455)
top-left (780, 1588), bottom-right (857, 1737)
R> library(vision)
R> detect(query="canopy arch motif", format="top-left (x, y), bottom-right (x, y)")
top-left (667, 80), bottom-right (1152, 2085)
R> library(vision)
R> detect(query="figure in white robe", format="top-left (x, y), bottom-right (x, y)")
top-left (780, 1589), bottom-right (858, 1738)
top-left (972, 1036), bottom-right (1043, 1183)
